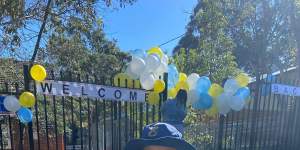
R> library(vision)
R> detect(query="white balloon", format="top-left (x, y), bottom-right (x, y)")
top-left (224, 79), bottom-right (240, 95)
top-left (187, 73), bottom-right (200, 90)
top-left (125, 66), bottom-right (139, 79)
top-left (187, 89), bottom-right (200, 106)
top-left (229, 96), bottom-right (245, 111)
top-left (140, 73), bottom-right (155, 90)
top-left (156, 62), bottom-right (168, 74)
top-left (161, 54), bottom-right (169, 64)
top-left (129, 57), bottom-right (146, 76)
top-left (145, 54), bottom-right (161, 73)
top-left (217, 93), bottom-right (231, 115)
top-left (4, 96), bottom-right (21, 112)
top-left (153, 72), bottom-right (162, 80)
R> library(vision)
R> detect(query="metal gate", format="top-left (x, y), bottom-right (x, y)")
top-left (1, 65), bottom-right (300, 150)
top-left (0, 65), bottom-right (166, 150)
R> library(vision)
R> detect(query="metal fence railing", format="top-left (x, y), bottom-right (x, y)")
top-left (1, 65), bottom-right (300, 150)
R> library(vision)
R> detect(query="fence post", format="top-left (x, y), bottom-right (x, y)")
top-left (217, 115), bottom-right (225, 150)
top-left (249, 74), bottom-right (261, 150)
top-left (23, 65), bottom-right (35, 150)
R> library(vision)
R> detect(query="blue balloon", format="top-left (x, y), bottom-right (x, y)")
top-left (196, 76), bottom-right (211, 93)
top-left (17, 108), bottom-right (33, 123)
top-left (167, 64), bottom-right (179, 89)
top-left (192, 93), bottom-right (213, 110)
top-left (235, 87), bottom-right (250, 100)
top-left (129, 49), bottom-right (147, 58)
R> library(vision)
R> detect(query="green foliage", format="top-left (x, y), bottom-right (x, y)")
top-left (0, 0), bottom-right (135, 58)
top-left (226, 0), bottom-right (296, 75)
top-left (173, 0), bottom-right (239, 84)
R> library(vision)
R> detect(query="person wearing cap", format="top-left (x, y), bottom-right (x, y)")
top-left (124, 122), bottom-right (195, 150)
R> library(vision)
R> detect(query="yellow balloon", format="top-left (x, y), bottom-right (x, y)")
top-left (148, 47), bottom-right (163, 58)
top-left (148, 92), bottom-right (160, 105)
top-left (153, 80), bottom-right (165, 93)
top-left (19, 92), bottom-right (36, 108)
top-left (208, 83), bottom-right (224, 98)
top-left (236, 73), bottom-right (250, 87)
top-left (179, 73), bottom-right (187, 82)
top-left (175, 81), bottom-right (189, 91)
top-left (134, 80), bottom-right (141, 89)
top-left (206, 103), bottom-right (218, 117)
top-left (168, 88), bottom-right (178, 99)
top-left (30, 64), bottom-right (47, 82)
top-left (114, 73), bottom-right (133, 87)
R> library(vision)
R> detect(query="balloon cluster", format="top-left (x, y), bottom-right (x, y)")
top-left (217, 74), bottom-right (251, 115)
top-left (187, 73), bottom-right (251, 116)
top-left (3, 64), bottom-right (47, 124)
top-left (121, 47), bottom-right (168, 105)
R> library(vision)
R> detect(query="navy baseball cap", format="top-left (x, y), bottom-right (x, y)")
top-left (125, 122), bottom-right (195, 150)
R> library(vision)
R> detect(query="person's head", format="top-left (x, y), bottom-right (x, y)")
top-left (176, 89), bottom-right (187, 106)
top-left (124, 122), bottom-right (195, 150)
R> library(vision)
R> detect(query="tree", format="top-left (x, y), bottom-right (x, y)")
top-left (173, 0), bottom-right (240, 146)
top-left (226, 0), bottom-right (296, 76)
top-left (289, 0), bottom-right (300, 69)
top-left (173, 0), bottom-right (239, 84)
top-left (0, 0), bottom-right (135, 61)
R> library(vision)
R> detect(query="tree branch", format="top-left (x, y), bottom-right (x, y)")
top-left (30, 0), bottom-right (52, 64)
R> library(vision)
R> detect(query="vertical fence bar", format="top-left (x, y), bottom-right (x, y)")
top-left (243, 91), bottom-right (252, 150)
top-left (0, 123), bottom-right (3, 150)
top-left (85, 75), bottom-right (92, 150)
top-left (249, 74), bottom-right (261, 150)
top-left (60, 71), bottom-right (67, 150)
top-left (255, 80), bottom-right (263, 149)
top-left (18, 122), bottom-right (23, 150)
top-left (135, 103), bottom-right (138, 138)
top-left (14, 83), bottom-right (23, 150)
top-left (49, 71), bottom-right (59, 150)
top-left (273, 77), bottom-right (282, 150)
top-left (94, 76), bottom-right (100, 150)
top-left (42, 94), bottom-right (50, 150)
top-left (103, 98), bottom-right (107, 150)
top-left (118, 100), bottom-right (122, 150)
top-left (87, 98), bottom-right (91, 150)
top-left (233, 112), bottom-right (240, 150)
top-left (229, 113), bottom-right (234, 149)
top-left (217, 115), bottom-right (225, 150)
top-left (124, 80), bottom-right (129, 144)
top-left (265, 76), bottom-right (277, 149)
top-left (33, 81), bottom-right (41, 150)
top-left (110, 101), bottom-right (114, 150)
top-left (291, 80), bottom-right (300, 149)
top-left (261, 78), bottom-right (272, 149)
top-left (76, 74), bottom-right (83, 150)
top-left (8, 116), bottom-right (14, 150)
top-left (279, 79), bottom-right (292, 150)
top-left (23, 65), bottom-right (35, 150)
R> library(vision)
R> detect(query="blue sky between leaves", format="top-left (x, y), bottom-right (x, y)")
top-left (102, 0), bottom-right (197, 56)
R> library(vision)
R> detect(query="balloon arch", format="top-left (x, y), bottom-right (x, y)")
top-left (2, 47), bottom-right (251, 124)
top-left (116, 47), bottom-right (251, 116)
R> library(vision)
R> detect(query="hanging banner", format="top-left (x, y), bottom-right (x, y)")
top-left (36, 80), bottom-right (146, 102)
top-left (271, 84), bottom-right (300, 96)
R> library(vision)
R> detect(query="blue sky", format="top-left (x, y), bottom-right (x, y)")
top-left (102, 0), bottom-right (197, 55)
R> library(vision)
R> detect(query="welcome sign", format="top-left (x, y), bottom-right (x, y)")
top-left (272, 84), bottom-right (300, 96)
top-left (36, 80), bottom-right (146, 102)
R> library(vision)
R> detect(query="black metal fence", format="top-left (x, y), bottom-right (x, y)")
top-left (1, 65), bottom-right (300, 150)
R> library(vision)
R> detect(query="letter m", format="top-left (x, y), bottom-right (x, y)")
top-left (129, 91), bottom-right (137, 101)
